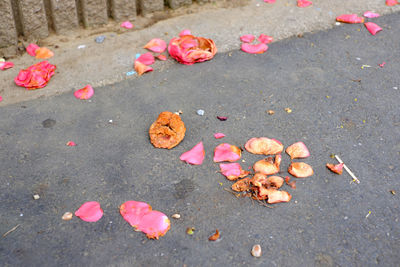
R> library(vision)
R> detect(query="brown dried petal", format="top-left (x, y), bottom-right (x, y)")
top-left (149, 111), bottom-right (186, 149)
top-left (266, 190), bottom-right (292, 204)
top-left (288, 162), bottom-right (314, 178)
top-left (232, 177), bottom-right (251, 192)
top-left (208, 229), bottom-right (220, 241)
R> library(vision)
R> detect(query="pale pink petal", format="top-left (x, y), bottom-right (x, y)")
top-left (179, 29), bottom-right (192, 37)
top-left (75, 201), bottom-right (103, 222)
top-left (258, 34), bottom-right (273, 44)
top-left (379, 62), bottom-right (386, 68)
top-left (120, 201), bottom-right (152, 227)
top-left (144, 38), bottom-right (167, 53)
top-left (241, 43), bottom-right (268, 54)
top-left (121, 21), bottom-right (133, 29)
top-left (26, 43), bottom-right (39, 56)
top-left (135, 210), bottom-right (170, 239)
top-left (180, 142), bottom-right (205, 165)
top-left (245, 137), bottom-right (283, 155)
top-left (264, 0), bottom-right (276, 3)
top-left (214, 133), bottom-right (225, 139)
top-left (214, 143), bottom-right (241, 162)
top-left (297, 0), bottom-right (312, 8)
top-left (156, 54), bottom-right (167, 61)
top-left (386, 0), bottom-right (398, 6)
top-left (286, 142), bottom-right (310, 159)
top-left (363, 11), bottom-right (380, 18)
top-left (217, 116), bottom-right (227, 121)
top-left (364, 22), bottom-right (382, 35)
top-left (0, 61), bottom-right (14, 70)
top-left (74, 85), bottom-right (94, 100)
top-left (326, 163), bottom-right (344, 175)
top-left (66, 141), bottom-right (76, 146)
top-left (336, 14), bottom-right (364, 24)
top-left (240, 34), bottom-right (255, 43)
top-left (219, 163), bottom-right (249, 180)
top-left (136, 52), bottom-right (155, 65)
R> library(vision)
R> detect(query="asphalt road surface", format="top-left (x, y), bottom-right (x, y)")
top-left (1, 12), bottom-right (399, 267)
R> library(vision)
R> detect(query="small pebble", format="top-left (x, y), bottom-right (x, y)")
top-left (251, 244), bottom-right (262, 257)
top-left (172, 214), bottom-right (181, 219)
top-left (62, 212), bottom-right (73, 221)
top-left (335, 22), bottom-right (341, 26)
top-left (95, 36), bottom-right (106, 43)
top-left (393, 87), bottom-right (398, 90)
top-left (33, 194), bottom-right (40, 200)
top-left (197, 109), bottom-right (205, 116)
top-left (109, 119), bottom-right (113, 123)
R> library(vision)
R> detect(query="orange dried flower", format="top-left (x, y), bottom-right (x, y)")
top-left (149, 111), bottom-right (186, 149)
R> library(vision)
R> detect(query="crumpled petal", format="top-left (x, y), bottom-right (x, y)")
top-left (213, 143), bottom-right (241, 162)
top-left (241, 43), bottom-right (268, 54)
top-left (214, 133), bottom-right (225, 139)
top-left (240, 34), bottom-right (255, 43)
top-left (35, 47), bottom-right (54, 59)
top-left (258, 34), bottom-right (273, 44)
top-left (250, 173), bottom-right (284, 190)
top-left (120, 201), bottom-right (152, 228)
top-left (0, 61), bottom-right (14, 70)
top-left (326, 163), bottom-right (344, 175)
top-left (232, 177), bottom-right (251, 192)
top-left (180, 142), bottom-right (205, 165)
top-left (363, 11), bottom-right (380, 18)
top-left (386, 0), bottom-right (398, 6)
top-left (74, 85), bottom-right (94, 100)
top-left (297, 0), bottom-right (312, 7)
top-left (253, 155), bottom-right (281, 175)
top-left (208, 229), bottom-right (220, 241)
top-left (144, 38), bottom-right (167, 53)
top-left (136, 52), bottom-right (155, 65)
top-left (245, 137), bottom-right (283, 155)
top-left (66, 141), bottom-right (76, 146)
top-left (179, 29), bottom-right (192, 37)
top-left (14, 61), bottom-right (56, 90)
top-left (219, 163), bottom-right (250, 180)
top-left (286, 141), bottom-right (310, 159)
top-left (264, 0), bottom-right (276, 3)
top-left (285, 176), bottom-right (297, 189)
top-left (288, 162), bottom-right (314, 178)
top-left (75, 201), bottom-right (103, 222)
top-left (134, 60), bottom-right (153, 76)
top-left (336, 14), bottom-right (364, 24)
top-left (135, 210), bottom-right (170, 239)
top-left (156, 54), bottom-right (167, 61)
top-left (149, 111), bottom-right (186, 149)
top-left (364, 22), bottom-right (382, 35)
top-left (26, 43), bottom-right (39, 56)
top-left (121, 21), bottom-right (133, 29)
top-left (168, 35), bottom-right (217, 65)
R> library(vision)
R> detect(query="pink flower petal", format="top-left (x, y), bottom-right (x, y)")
top-left (364, 22), bottom-right (382, 35)
top-left (0, 61), bottom-right (14, 70)
top-left (219, 163), bottom-right (249, 180)
top-left (240, 34), bottom-right (255, 43)
top-left (134, 60), bottom-right (153, 76)
top-left (120, 201), bottom-right (152, 227)
top-left (179, 29), bottom-right (192, 37)
top-left (66, 141), bottom-right (76, 146)
top-left (286, 141), bottom-right (310, 159)
top-left (0, 96), bottom-right (2, 102)
top-left (75, 201), bottom-right (103, 222)
top-left (144, 38), bottom-right (167, 53)
top-left (74, 85), bottom-right (94, 100)
top-left (264, 0), bottom-right (276, 3)
top-left (245, 137), bottom-right (283, 155)
top-left (156, 54), bottom-right (167, 61)
top-left (214, 133), bottom-right (225, 139)
top-left (135, 210), bottom-right (170, 239)
top-left (26, 43), bottom-right (40, 57)
top-left (336, 14), bottom-right (364, 24)
top-left (121, 21), bottom-right (133, 29)
top-left (326, 163), bottom-right (344, 175)
top-left (297, 0), bottom-right (312, 7)
top-left (363, 11), bottom-right (380, 18)
top-left (241, 43), bottom-right (268, 54)
top-left (214, 143), bottom-right (241, 162)
top-left (386, 0), bottom-right (398, 6)
top-left (136, 52), bottom-right (155, 65)
top-left (379, 62), bottom-right (386, 68)
top-left (180, 142), bottom-right (205, 165)
top-left (217, 116), bottom-right (228, 121)
top-left (258, 34), bottom-right (273, 44)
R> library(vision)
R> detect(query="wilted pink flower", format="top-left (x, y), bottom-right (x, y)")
top-left (168, 35), bottom-right (217, 65)
top-left (14, 61), bottom-right (56, 90)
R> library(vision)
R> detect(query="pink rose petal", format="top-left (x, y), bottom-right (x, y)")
top-left (180, 142), bottom-right (205, 165)
top-left (258, 34), bottom-right (273, 44)
top-left (264, 0), bottom-right (276, 3)
top-left (240, 34), bottom-right (255, 43)
top-left (156, 54), bottom-right (167, 61)
top-left (241, 43), bottom-right (268, 54)
top-left (74, 85), bottom-right (94, 100)
top-left (217, 116), bottom-right (228, 121)
top-left (219, 163), bottom-right (249, 180)
top-left (0, 96), bottom-right (2, 102)
top-left (75, 201), bottom-right (103, 222)
top-left (134, 60), bottom-right (153, 76)
top-left (135, 210), bottom-right (170, 239)
top-left (121, 21), bottom-right (133, 29)
top-left (363, 11), bottom-right (380, 18)
top-left (386, 0), bottom-right (398, 6)
top-left (326, 163), bottom-right (344, 175)
top-left (179, 29), bottom-right (192, 37)
top-left (136, 52), bottom-right (155, 65)
top-left (26, 43), bottom-right (40, 57)
top-left (144, 38), bottom-right (167, 53)
top-left (364, 22), bottom-right (382, 35)
top-left (214, 133), bottom-right (225, 139)
top-left (286, 141), bottom-right (310, 159)
top-left (0, 61), bottom-right (14, 70)
top-left (297, 0), bottom-right (312, 7)
top-left (214, 143), bottom-right (241, 162)
top-left (379, 62), bottom-right (386, 68)
top-left (336, 14), bottom-right (364, 24)
top-left (120, 201), bottom-right (152, 227)
top-left (66, 141), bottom-right (76, 146)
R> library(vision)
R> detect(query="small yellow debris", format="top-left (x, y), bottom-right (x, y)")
top-left (366, 211), bottom-right (371, 218)
top-left (326, 96), bottom-right (331, 99)
top-left (186, 227), bottom-right (195, 235)
top-left (363, 120), bottom-right (366, 124)
top-left (285, 108), bottom-right (292, 113)
top-left (390, 190), bottom-right (396, 195)
top-left (219, 182), bottom-right (223, 186)
top-left (251, 244), bottom-right (262, 257)
top-left (62, 212), bottom-right (73, 221)
top-left (354, 98), bottom-right (358, 102)
top-left (172, 214), bottom-right (181, 219)
top-left (340, 125), bottom-right (344, 128)
top-left (345, 35), bottom-right (351, 39)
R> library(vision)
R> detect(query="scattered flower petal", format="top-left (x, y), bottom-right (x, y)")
top-left (26, 43), bottom-right (39, 56)
top-left (35, 47), bottom-right (54, 59)
top-left (258, 34), bottom-right (273, 44)
top-left (66, 141), bottom-right (76, 146)
top-left (241, 43), bottom-right (268, 54)
top-left (168, 35), bottom-right (217, 65)
top-left (217, 116), bottom-right (227, 121)
top-left (240, 34), bottom-right (255, 43)
top-left (156, 54), bottom-right (167, 61)
top-left (136, 52), bottom-right (155, 65)
top-left (0, 96), bottom-right (2, 102)
top-left (266, 189), bottom-right (292, 204)
top-left (364, 22), bottom-right (382, 35)
top-left (288, 162), bottom-right (314, 178)
top-left (149, 111), bottom-right (186, 149)
top-left (121, 21), bottom-right (133, 29)
top-left (74, 85), bottom-right (94, 100)
top-left (135, 210), bottom-right (170, 239)
top-left (363, 11), bottom-right (380, 18)
top-left (214, 143), bottom-right (241, 162)
top-left (75, 201), bottom-right (103, 222)
top-left (245, 137), bottom-right (284, 155)
top-left (386, 0), bottom-right (398, 6)
top-left (0, 61), bottom-right (14, 70)
top-left (208, 229), bottom-right (220, 241)
top-left (297, 0), bottom-right (312, 7)
top-left (253, 155), bottom-right (281, 175)
top-left (179, 29), bottom-right (192, 37)
top-left (286, 141), bottom-right (310, 159)
top-left (326, 163), bottom-right (344, 175)
top-left (14, 61), bottom-right (56, 90)
top-left (144, 38), bottom-right (167, 53)
top-left (336, 14), bottom-right (364, 24)
top-left (219, 163), bottom-right (250, 180)
top-left (285, 176), bottom-right (296, 189)
top-left (120, 201), bottom-right (152, 227)
top-left (232, 177), bottom-right (251, 192)
top-left (214, 133), bottom-right (225, 139)
top-left (379, 62), bottom-right (386, 68)
top-left (134, 60), bottom-right (153, 76)
top-left (180, 142), bottom-right (205, 165)
top-left (251, 244), bottom-right (262, 257)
